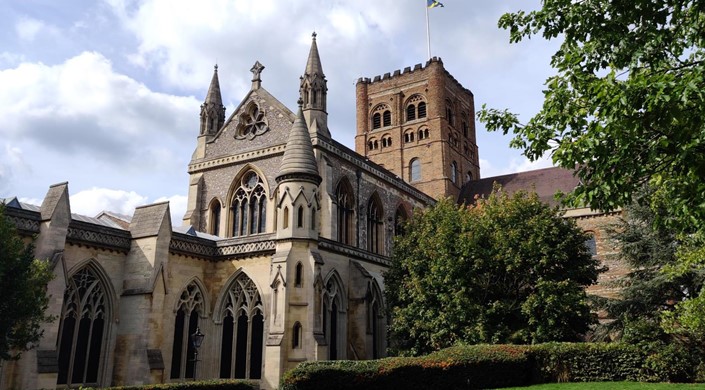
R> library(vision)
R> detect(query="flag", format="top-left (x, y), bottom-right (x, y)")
top-left (427, 0), bottom-right (444, 8)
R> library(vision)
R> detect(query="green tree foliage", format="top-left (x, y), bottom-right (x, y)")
top-left (478, 1), bottom-right (705, 230)
top-left (385, 192), bottom-right (600, 356)
top-left (594, 191), bottom-right (705, 345)
top-left (0, 204), bottom-right (54, 360)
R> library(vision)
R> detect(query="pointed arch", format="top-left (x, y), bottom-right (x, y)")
top-left (322, 269), bottom-right (347, 360)
top-left (366, 279), bottom-right (385, 359)
top-left (335, 177), bottom-right (355, 245)
top-left (209, 197), bottom-right (222, 236)
top-left (367, 193), bottom-right (384, 254)
top-left (227, 166), bottom-right (269, 237)
top-left (394, 204), bottom-right (409, 236)
top-left (57, 260), bottom-right (115, 387)
top-left (216, 270), bottom-right (265, 380)
top-left (170, 279), bottom-right (207, 380)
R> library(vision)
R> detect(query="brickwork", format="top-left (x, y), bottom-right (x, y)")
top-left (354, 58), bottom-right (479, 200)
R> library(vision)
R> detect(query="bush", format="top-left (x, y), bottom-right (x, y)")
top-left (281, 342), bottom-right (705, 389)
top-left (281, 344), bottom-right (530, 390)
top-left (83, 379), bottom-right (258, 390)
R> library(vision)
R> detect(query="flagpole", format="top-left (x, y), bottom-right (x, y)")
top-left (425, 3), bottom-right (431, 59)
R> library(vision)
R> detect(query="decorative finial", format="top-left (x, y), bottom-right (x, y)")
top-left (250, 61), bottom-right (265, 89)
top-left (214, 64), bottom-right (218, 72)
top-left (297, 98), bottom-right (303, 107)
top-left (312, 31), bottom-right (317, 40)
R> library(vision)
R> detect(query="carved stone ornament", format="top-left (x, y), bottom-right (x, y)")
top-left (235, 102), bottom-right (270, 140)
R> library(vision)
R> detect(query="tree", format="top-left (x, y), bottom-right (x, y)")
top-left (0, 204), bottom-right (54, 360)
top-left (478, 1), bottom-right (705, 231)
top-left (384, 192), bottom-right (600, 356)
top-left (593, 189), bottom-right (705, 344)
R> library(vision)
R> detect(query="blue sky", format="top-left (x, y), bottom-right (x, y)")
top-left (0, 0), bottom-right (558, 223)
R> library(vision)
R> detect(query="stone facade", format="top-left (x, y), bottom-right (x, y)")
top-left (1, 36), bottom-right (622, 390)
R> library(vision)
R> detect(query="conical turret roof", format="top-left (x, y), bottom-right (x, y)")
top-left (205, 65), bottom-right (223, 106)
top-left (277, 101), bottom-right (320, 183)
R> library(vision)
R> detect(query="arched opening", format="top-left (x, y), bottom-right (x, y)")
top-left (406, 104), bottom-right (416, 121)
top-left (409, 158), bottom-right (421, 182)
top-left (230, 171), bottom-right (267, 237)
top-left (336, 178), bottom-right (355, 245)
top-left (283, 207), bottom-right (289, 229)
top-left (210, 199), bottom-right (221, 236)
top-left (295, 262), bottom-right (304, 288)
top-left (219, 273), bottom-right (264, 380)
top-left (394, 206), bottom-right (408, 236)
top-left (367, 195), bottom-right (384, 254)
top-left (170, 281), bottom-right (205, 380)
top-left (57, 264), bottom-right (111, 387)
top-left (382, 110), bottom-right (391, 127)
top-left (297, 206), bottom-right (304, 228)
top-left (292, 322), bottom-right (302, 349)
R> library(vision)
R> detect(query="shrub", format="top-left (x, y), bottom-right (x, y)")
top-left (82, 379), bottom-right (258, 390)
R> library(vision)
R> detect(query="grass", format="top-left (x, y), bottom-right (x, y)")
top-left (500, 383), bottom-right (705, 390)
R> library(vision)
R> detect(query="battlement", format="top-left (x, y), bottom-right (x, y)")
top-left (355, 57), bottom-right (472, 96)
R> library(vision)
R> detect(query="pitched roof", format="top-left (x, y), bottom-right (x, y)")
top-left (458, 167), bottom-right (580, 207)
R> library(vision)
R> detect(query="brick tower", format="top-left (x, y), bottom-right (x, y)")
top-left (354, 57), bottom-right (479, 200)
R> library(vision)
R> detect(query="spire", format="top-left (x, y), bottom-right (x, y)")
top-left (305, 32), bottom-right (324, 78)
top-left (200, 65), bottom-right (226, 135)
top-left (205, 65), bottom-right (223, 106)
top-left (276, 99), bottom-right (321, 184)
top-left (300, 32), bottom-right (330, 138)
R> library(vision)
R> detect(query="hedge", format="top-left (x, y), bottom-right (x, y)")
top-left (82, 379), bottom-right (258, 390)
top-left (280, 343), bottom-right (704, 390)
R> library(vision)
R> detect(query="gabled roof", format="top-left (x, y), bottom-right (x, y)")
top-left (458, 167), bottom-right (579, 208)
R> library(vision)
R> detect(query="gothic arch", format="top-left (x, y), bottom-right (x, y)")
top-left (172, 277), bottom-right (210, 318)
top-left (367, 192), bottom-right (384, 254)
top-left (226, 166), bottom-right (269, 237)
top-left (335, 177), bottom-right (356, 245)
top-left (322, 269), bottom-right (347, 360)
top-left (213, 268), bottom-right (268, 323)
top-left (366, 279), bottom-right (385, 359)
top-left (57, 259), bottom-right (117, 387)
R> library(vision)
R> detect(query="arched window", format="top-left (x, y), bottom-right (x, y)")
top-left (171, 281), bottom-right (204, 380)
top-left (231, 171), bottom-right (267, 237)
top-left (295, 262), bottom-right (304, 288)
top-left (585, 232), bottom-right (598, 258)
top-left (283, 207), bottom-right (289, 229)
top-left (311, 207), bottom-right (316, 231)
top-left (409, 158), bottom-right (421, 182)
top-left (451, 161), bottom-right (458, 184)
top-left (406, 104), bottom-right (416, 121)
top-left (210, 199), bottom-right (221, 236)
top-left (404, 131), bottom-right (414, 143)
top-left (297, 206), bottom-right (304, 228)
top-left (417, 102), bottom-right (427, 118)
top-left (462, 119), bottom-right (469, 138)
top-left (367, 195), bottom-right (384, 254)
top-left (322, 274), bottom-right (346, 360)
top-left (57, 265), bottom-right (110, 387)
top-left (336, 179), bottom-right (355, 245)
top-left (372, 113), bottom-right (381, 129)
top-left (466, 171), bottom-right (474, 183)
top-left (394, 206), bottom-right (408, 236)
top-left (366, 281), bottom-right (385, 359)
top-left (382, 138), bottom-right (387, 148)
top-left (292, 322), bottom-right (302, 349)
top-left (219, 273), bottom-right (264, 379)
top-left (446, 100), bottom-right (455, 126)
top-left (382, 110), bottom-right (391, 127)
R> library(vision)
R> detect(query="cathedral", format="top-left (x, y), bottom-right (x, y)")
top-left (1, 35), bottom-right (619, 390)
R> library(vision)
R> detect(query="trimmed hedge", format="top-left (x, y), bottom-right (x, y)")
top-left (83, 379), bottom-right (258, 390)
top-left (280, 344), bottom-right (531, 390)
top-left (280, 343), bottom-right (704, 390)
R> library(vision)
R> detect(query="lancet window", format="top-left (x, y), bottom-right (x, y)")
top-left (336, 179), bottom-right (355, 245)
top-left (367, 195), bottom-right (384, 254)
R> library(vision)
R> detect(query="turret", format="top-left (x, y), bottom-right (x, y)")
top-left (199, 65), bottom-right (226, 136)
top-left (299, 32), bottom-right (330, 138)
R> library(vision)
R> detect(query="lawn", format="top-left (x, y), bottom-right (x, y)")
top-left (501, 383), bottom-right (705, 390)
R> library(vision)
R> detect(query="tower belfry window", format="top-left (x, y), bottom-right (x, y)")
top-left (418, 102), bottom-right (427, 118)
top-left (382, 111), bottom-right (391, 127)
top-left (372, 113), bottom-right (381, 129)
top-left (406, 105), bottom-right (416, 121)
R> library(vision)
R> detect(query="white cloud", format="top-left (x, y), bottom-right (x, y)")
top-left (70, 187), bottom-right (148, 217)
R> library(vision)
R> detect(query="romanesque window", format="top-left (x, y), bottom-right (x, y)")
top-left (368, 139), bottom-right (379, 151)
top-left (336, 179), bottom-right (355, 245)
top-left (466, 171), bottom-right (474, 183)
top-left (210, 199), bottom-right (221, 236)
top-left (409, 158), bottom-right (421, 182)
top-left (219, 273), bottom-right (264, 379)
top-left (367, 195), bottom-right (384, 254)
top-left (371, 104), bottom-right (390, 130)
top-left (451, 161), bottom-right (458, 184)
top-left (382, 110), bottom-right (391, 127)
top-left (406, 104), bottom-right (416, 121)
top-left (235, 103), bottom-right (269, 140)
top-left (406, 95), bottom-right (426, 121)
top-left (418, 127), bottom-right (429, 140)
top-left (231, 171), bottom-right (267, 237)
top-left (322, 274), bottom-right (345, 360)
top-left (446, 99), bottom-right (455, 127)
top-left (381, 135), bottom-right (392, 148)
top-left (57, 265), bottom-right (110, 387)
top-left (171, 281), bottom-right (204, 380)
top-left (404, 130), bottom-right (415, 143)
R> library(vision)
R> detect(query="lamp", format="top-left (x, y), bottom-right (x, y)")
top-left (190, 327), bottom-right (205, 378)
